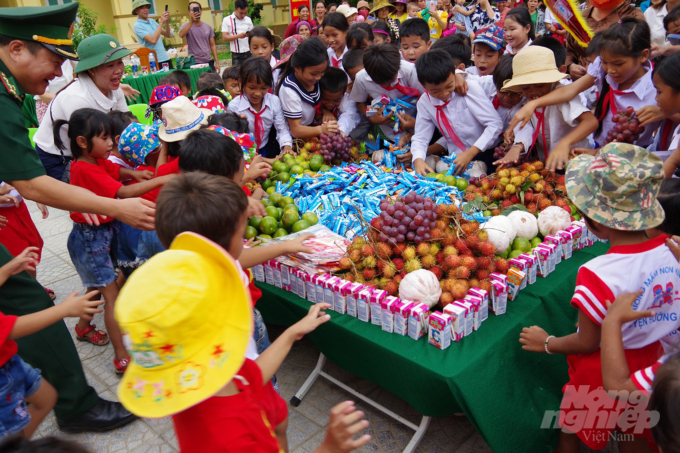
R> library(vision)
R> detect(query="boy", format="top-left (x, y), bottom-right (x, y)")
top-left (502, 46), bottom-right (597, 171)
top-left (342, 48), bottom-right (365, 92)
top-left (399, 18), bottom-right (431, 64)
top-left (221, 0), bottom-right (254, 67)
top-left (406, 2), bottom-right (420, 19)
top-left (431, 34), bottom-right (495, 99)
top-left (168, 70), bottom-right (192, 98)
top-left (520, 144), bottom-right (678, 452)
top-left (468, 25), bottom-right (504, 76)
top-left (116, 173), bottom-right (371, 452)
top-left (222, 65), bottom-right (241, 99)
top-left (410, 49), bottom-right (503, 175)
top-left (319, 68), bottom-right (362, 138)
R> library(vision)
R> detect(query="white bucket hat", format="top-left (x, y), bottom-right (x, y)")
top-left (336, 4), bottom-right (359, 17)
top-left (158, 96), bottom-right (213, 142)
top-left (503, 46), bottom-right (567, 90)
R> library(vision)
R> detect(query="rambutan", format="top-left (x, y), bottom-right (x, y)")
top-left (476, 269), bottom-right (489, 280)
top-left (439, 292), bottom-right (454, 307)
top-left (464, 193), bottom-right (476, 202)
top-left (461, 222), bottom-right (479, 235)
top-left (349, 249), bottom-right (361, 263)
top-left (477, 257), bottom-right (492, 270)
top-left (479, 279), bottom-right (492, 293)
top-left (339, 257), bottom-right (352, 270)
top-left (350, 237), bottom-right (366, 251)
top-left (494, 258), bottom-right (509, 273)
top-left (430, 228), bottom-right (444, 241)
top-left (436, 252), bottom-right (446, 265)
top-left (361, 244), bottom-right (375, 257)
top-left (404, 258), bottom-right (422, 273)
top-left (429, 243), bottom-right (441, 256)
top-left (385, 280), bottom-right (399, 296)
top-left (443, 245), bottom-right (458, 257)
top-left (480, 242), bottom-right (496, 256)
top-left (362, 256), bottom-right (377, 269)
top-left (435, 219), bottom-right (448, 230)
top-left (376, 242), bottom-right (392, 259)
top-left (441, 279), bottom-right (454, 292)
top-left (392, 243), bottom-right (407, 256)
top-left (453, 266), bottom-right (471, 279)
top-left (421, 254), bottom-right (436, 269)
top-left (451, 283), bottom-right (468, 299)
top-left (376, 260), bottom-right (387, 271)
top-left (475, 229), bottom-right (489, 242)
top-left (393, 274), bottom-right (403, 284)
top-left (468, 278), bottom-right (480, 289)
top-left (416, 242), bottom-right (430, 257)
top-left (429, 266), bottom-right (443, 279)
top-left (363, 268), bottom-right (376, 280)
top-left (370, 217), bottom-right (383, 231)
top-left (453, 238), bottom-right (470, 254)
top-left (461, 256), bottom-right (478, 270)
top-left (466, 234), bottom-right (482, 250)
top-left (392, 258), bottom-right (405, 271)
top-left (538, 198), bottom-right (552, 210)
top-left (445, 254), bottom-right (461, 269)
top-left (402, 246), bottom-right (417, 260)
top-left (527, 203), bottom-right (538, 215)
top-left (344, 273), bottom-right (355, 282)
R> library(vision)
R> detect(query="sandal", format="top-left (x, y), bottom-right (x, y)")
top-left (75, 324), bottom-right (109, 346)
top-left (44, 287), bottom-right (56, 301)
top-left (114, 356), bottom-right (130, 375)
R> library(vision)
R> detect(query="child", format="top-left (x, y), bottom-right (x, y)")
top-left (277, 37), bottom-right (339, 138)
top-left (0, 248), bottom-right (103, 438)
top-left (448, 0), bottom-right (474, 38)
top-left (410, 49), bottom-right (503, 175)
top-left (168, 70), bottom-right (192, 98)
top-left (371, 21), bottom-right (394, 44)
top-left (371, 0), bottom-right (401, 42)
top-left (468, 25), bottom-right (504, 76)
top-left (194, 72), bottom-right (231, 106)
top-left (503, 7), bottom-right (534, 55)
top-left (519, 144), bottom-right (679, 453)
top-left (222, 65), bottom-right (241, 99)
top-left (407, 2), bottom-right (420, 19)
top-left (417, 0), bottom-right (448, 42)
top-left (144, 85), bottom-right (181, 122)
top-left (53, 109), bottom-right (175, 373)
top-left (391, 0), bottom-right (409, 23)
top-left (249, 26), bottom-right (278, 67)
top-left (323, 13), bottom-right (350, 69)
top-left (228, 58), bottom-right (294, 157)
top-left (116, 173), bottom-right (371, 453)
top-left (399, 18), bottom-right (431, 63)
top-left (318, 67), bottom-right (361, 137)
top-left (347, 23), bottom-right (374, 49)
top-left (318, 23), bottom-right (329, 45)
top-left (208, 111), bottom-right (251, 133)
top-left (650, 53), bottom-right (680, 177)
top-left (342, 48), bottom-right (365, 89)
top-left (502, 46), bottom-right (597, 171)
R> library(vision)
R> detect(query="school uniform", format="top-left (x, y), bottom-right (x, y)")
top-left (333, 93), bottom-right (362, 136)
top-left (587, 57), bottom-right (659, 148)
top-left (270, 55), bottom-right (282, 89)
top-left (411, 78), bottom-right (503, 162)
top-left (465, 66), bottom-right (479, 76)
top-left (458, 70), bottom-right (496, 99)
top-left (350, 60), bottom-right (424, 141)
top-left (492, 99), bottom-right (535, 152)
top-left (651, 122), bottom-right (680, 162)
top-left (279, 74), bottom-right (321, 126)
top-left (327, 46), bottom-right (349, 70)
top-left (228, 93), bottom-right (293, 158)
top-left (504, 38), bottom-right (532, 55)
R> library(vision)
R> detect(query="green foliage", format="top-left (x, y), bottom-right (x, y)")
top-left (162, 15), bottom-right (186, 49)
top-left (222, 0), bottom-right (263, 26)
top-left (72, 6), bottom-right (117, 50)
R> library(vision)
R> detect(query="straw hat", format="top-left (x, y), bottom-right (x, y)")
top-left (370, 0), bottom-right (396, 14)
top-left (158, 96), bottom-right (212, 142)
top-left (116, 232), bottom-right (252, 418)
top-left (502, 46), bottom-right (567, 90)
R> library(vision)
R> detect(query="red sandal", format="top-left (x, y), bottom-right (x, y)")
top-left (75, 324), bottom-right (109, 346)
top-left (114, 356), bottom-right (130, 375)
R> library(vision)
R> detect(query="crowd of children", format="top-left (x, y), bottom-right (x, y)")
top-left (4, 0), bottom-right (680, 451)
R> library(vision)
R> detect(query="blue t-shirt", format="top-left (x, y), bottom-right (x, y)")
top-left (133, 18), bottom-right (170, 62)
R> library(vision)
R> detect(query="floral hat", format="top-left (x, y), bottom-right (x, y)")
top-left (118, 122), bottom-right (161, 167)
top-left (472, 25), bottom-right (505, 51)
top-left (207, 125), bottom-right (257, 162)
top-left (192, 95), bottom-right (227, 114)
top-left (274, 35), bottom-right (305, 70)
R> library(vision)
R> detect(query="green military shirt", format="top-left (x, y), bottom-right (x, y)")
top-left (0, 58), bottom-right (46, 182)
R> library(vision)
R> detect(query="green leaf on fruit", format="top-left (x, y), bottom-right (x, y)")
top-left (520, 180), bottom-right (533, 191)
top-left (501, 204), bottom-right (529, 216)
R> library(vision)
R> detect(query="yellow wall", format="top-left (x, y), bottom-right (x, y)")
top-left (0, 0), bottom-right (41, 6)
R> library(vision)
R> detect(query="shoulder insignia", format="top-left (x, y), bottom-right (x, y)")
top-left (0, 71), bottom-right (23, 103)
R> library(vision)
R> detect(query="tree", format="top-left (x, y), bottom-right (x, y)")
top-left (72, 6), bottom-right (117, 50)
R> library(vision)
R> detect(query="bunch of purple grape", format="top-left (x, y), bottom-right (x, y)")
top-left (605, 107), bottom-right (645, 145)
top-left (318, 133), bottom-right (354, 163)
top-left (493, 143), bottom-right (509, 161)
top-left (377, 192), bottom-right (437, 244)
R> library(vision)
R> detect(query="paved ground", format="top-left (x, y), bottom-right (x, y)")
top-left (28, 203), bottom-right (614, 453)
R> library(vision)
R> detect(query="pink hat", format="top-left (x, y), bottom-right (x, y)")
top-left (274, 34), bottom-right (305, 69)
top-left (192, 95), bottom-right (226, 114)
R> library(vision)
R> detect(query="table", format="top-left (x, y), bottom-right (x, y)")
top-left (122, 67), bottom-right (212, 105)
top-left (256, 241), bottom-right (610, 453)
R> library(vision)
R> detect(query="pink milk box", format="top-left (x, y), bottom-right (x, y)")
top-left (519, 253), bottom-right (538, 285)
top-left (428, 311), bottom-right (452, 350)
top-left (370, 289), bottom-right (387, 327)
top-left (323, 276), bottom-right (340, 306)
top-left (456, 300), bottom-right (474, 336)
top-left (346, 283), bottom-right (364, 317)
top-left (279, 263), bottom-right (291, 291)
top-left (464, 295), bottom-right (482, 330)
top-left (313, 274), bottom-right (328, 303)
top-left (357, 288), bottom-right (373, 323)
top-left (509, 257), bottom-right (529, 290)
top-left (394, 300), bottom-right (413, 336)
top-left (543, 242), bottom-right (558, 271)
top-left (296, 270), bottom-right (308, 298)
top-left (468, 287), bottom-right (489, 323)
top-left (567, 225), bottom-right (583, 251)
top-left (408, 302), bottom-right (430, 340)
top-left (544, 235), bottom-right (564, 263)
top-left (444, 303), bottom-right (466, 341)
top-left (252, 263), bottom-right (265, 282)
top-left (333, 279), bottom-right (353, 314)
top-left (557, 230), bottom-right (574, 259)
top-left (533, 245), bottom-right (551, 277)
top-left (264, 261), bottom-right (275, 285)
top-left (271, 261), bottom-right (282, 288)
top-left (381, 296), bottom-right (399, 333)
top-left (489, 273), bottom-right (508, 314)
top-left (305, 274), bottom-right (316, 303)
top-left (288, 268), bottom-right (299, 296)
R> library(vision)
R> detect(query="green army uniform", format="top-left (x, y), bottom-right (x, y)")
top-left (0, 3), bottom-right (100, 420)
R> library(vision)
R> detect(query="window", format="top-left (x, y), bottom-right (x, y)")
top-left (46, 0), bottom-right (73, 5)
top-left (148, 0), bottom-right (158, 15)
top-left (209, 0), bottom-right (223, 10)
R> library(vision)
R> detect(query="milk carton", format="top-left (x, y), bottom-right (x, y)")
top-left (408, 302), bottom-right (429, 340)
top-left (333, 279), bottom-right (352, 314)
top-left (519, 253), bottom-right (537, 285)
top-left (567, 225), bottom-right (583, 251)
top-left (464, 295), bottom-right (482, 331)
top-left (508, 257), bottom-right (528, 290)
top-left (314, 274), bottom-right (329, 303)
top-left (346, 283), bottom-right (364, 318)
top-left (381, 297), bottom-right (399, 333)
top-left (305, 274), bottom-right (316, 303)
top-left (557, 230), bottom-right (574, 259)
top-left (544, 235), bottom-right (564, 263)
top-left (288, 268), bottom-right (298, 296)
top-left (323, 276), bottom-right (340, 306)
top-left (394, 300), bottom-right (413, 336)
top-left (357, 288), bottom-right (373, 322)
top-left (252, 263), bottom-right (265, 282)
top-left (280, 263), bottom-right (291, 291)
top-left (444, 303), bottom-right (466, 341)
top-left (533, 245), bottom-right (551, 278)
top-left (428, 311), bottom-right (452, 350)
top-left (468, 287), bottom-right (489, 323)
top-left (459, 301), bottom-right (474, 336)
top-left (271, 261), bottom-right (282, 288)
top-left (370, 289), bottom-right (387, 327)
top-left (543, 242), bottom-right (558, 272)
top-left (264, 261), bottom-right (275, 285)
top-left (506, 268), bottom-right (525, 301)
top-left (297, 270), bottom-right (307, 298)
top-left (491, 280), bottom-right (508, 314)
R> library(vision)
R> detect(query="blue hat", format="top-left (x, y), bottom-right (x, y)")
top-left (119, 123), bottom-right (161, 167)
top-left (472, 25), bottom-right (505, 51)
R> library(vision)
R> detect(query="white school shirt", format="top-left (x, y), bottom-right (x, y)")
top-left (463, 72), bottom-right (496, 100)
top-left (543, 8), bottom-right (556, 24)
top-left (411, 78), bottom-right (503, 162)
top-left (221, 13), bottom-right (254, 54)
top-left (327, 46), bottom-right (349, 70)
top-left (271, 56), bottom-right (282, 89)
top-left (652, 123), bottom-right (680, 162)
top-left (335, 93), bottom-right (362, 136)
top-left (587, 57), bottom-right (659, 148)
top-left (279, 75), bottom-right (321, 126)
top-left (571, 235), bottom-right (680, 349)
top-left (465, 66), bottom-right (479, 76)
top-left (350, 60), bottom-right (424, 141)
top-left (644, 4), bottom-right (669, 48)
top-left (493, 99), bottom-right (535, 151)
top-left (504, 38), bottom-right (532, 55)
top-left (228, 92), bottom-right (293, 151)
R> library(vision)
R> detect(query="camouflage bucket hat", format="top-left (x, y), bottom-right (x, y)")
top-left (565, 143), bottom-right (665, 231)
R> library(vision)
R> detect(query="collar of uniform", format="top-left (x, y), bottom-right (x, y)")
top-left (0, 57), bottom-right (25, 103)
top-left (237, 92), bottom-right (272, 112)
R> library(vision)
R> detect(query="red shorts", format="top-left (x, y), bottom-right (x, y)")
top-left (260, 382), bottom-right (288, 427)
top-left (0, 201), bottom-right (43, 262)
top-left (559, 342), bottom-right (663, 450)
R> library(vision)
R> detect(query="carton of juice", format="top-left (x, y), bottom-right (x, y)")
top-left (298, 270), bottom-right (308, 299)
top-left (381, 297), bottom-right (399, 333)
top-left (288, 268), bottom-right (298, 296)
top-left (333, 279), bottom-right (352, 314)
top-left (313, 274), bottom-right (328, 303)
top-left (428, 311), bottom-right (452, 350)
top-left (370, 289), bottom-right (387, 327)
top-left (280, 263), bottom-right (291, 291)
top-left (460, 301), bottom-right (475, 336)
top-left (464, 295), bottom-right (482, 330)
top-left (491, 280), bottom-right (508, 314)
top-left (408, 302), bottom-right (429, 340)
top-left (345, 283), bottom-right (364, 317)
top-left (252, 263), bottom-right (265, 282)
top-left (394, 300), bottom-right (413, 336)
top-left (305, 273), bottom-right (316, 303)
top-left (567, 225), bottom-right (583, 250)
top-left (264, 261), bottom-right (275, 285)
top-left (490, 272), bottom-right (508, 284)
top-left (509, 257), bottom-right (528, 290)
top-left (557, 230), bottom-right (574, 259)
top-left (271, 261), bottom-right (282, 288)
top-left (544, 235), bottom-right (564, 264)
top-left (357, 288), bottom-right (373, 323)
top-left (533, 245), bottom-right (551, 278)
top-left (519, 253), bottom-right (537, 285)
top-left (506, 268), bottom-right (525, 301)
top-left (543, 243), bottom-right (558, 272)
top-left (323, 276), bottom-right (340, 305)
top-left (444, 303), bottom-right (466, 341)
top-left (469, 287), bottom-right (489, 323)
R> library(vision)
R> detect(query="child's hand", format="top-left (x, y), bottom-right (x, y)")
top-left (281, 145), bottom-right (296, 156)
top-left (244, 161), bottom-right (272, 184)
top-left (60, 290), bottom-right (104, 321)
top-left (452, 148), bottom-right (477, 175)
top-left (603, 290), bottom-right (654, 326)
top-left (322, 111), bottom-right (337, 124)
top-left (398, 132), bottom-right (413, 148)
top-left (0, 192), bottom-right (19, 207)
top-left (285, 233), bottom-right (314, 254)
top-left (571, 147), bottom-right (598, 157)
top-left (454, 73), bottom-right (468, 96)
top-left (244, 238), bottom-right (261, 248)
top-left (251, 186), bottom-right (266, 200)
top-left (666, 236), bottom-right (680, 262)
top-left (413, 158), bottom-right (434, 176)
top-left (397, 151), bottom-right (413, 163)
top-left (636, 105), bottom-right (664, 127)
top-left (316, 401), bottom-right (371, 453)
top-left (322, 120), bottom-right (340, 134)
top-left (120, 84), bottom-right (141, 103)
top-left (546, 142), bottom-right (571, 171)
top-left (396, 112), bottom-right (416, 131)
top-left (367, 107), bottom-right (393, 125)
top-left (0, 215), bottom-right (7, 230)
top-left (247, 198), bottom-right (267, 218)
top-left (37, 203), bottom-right (49, 220)
top-left (132, 170), bottom-right (154, 182)
top-left (508, 101), bottom-right (537, 132)
top-left (0, 184), bottom-right (14, 196)
top-left (519, 325), bottom-right (550, 353)
top-left (289, 303), bottom-right (331, 340)
top-left (2, 247), bottom-right (39, 276)
top-left (493, 145), bottom-right (522, 167)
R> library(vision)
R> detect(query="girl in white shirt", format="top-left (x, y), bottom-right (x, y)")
top-left (323, 13), bottom-right (350, 70)
top-left (653, 53), bottom-right (680, 177)
top-left (503, 8), bottom-right (534, 55)
top-left (247, 26), bottom-right (280, 87)
top-left (276, 37), bottom-right (339, 138)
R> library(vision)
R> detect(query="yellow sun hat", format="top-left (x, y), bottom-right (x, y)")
top-left (502, 46), bottom-right (567, 90)
top-left (115, 232), bottom-right (252, 418)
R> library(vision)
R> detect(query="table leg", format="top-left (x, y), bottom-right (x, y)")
top-left (402, 416), bottom-right (431, 453)
top-left (290, 352), bottom-right (327, 407)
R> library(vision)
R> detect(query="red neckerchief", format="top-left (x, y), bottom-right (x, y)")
top-left (530, 108), bottom-right (547, 161)
top-left (492, 96), bottom-right (500, 110)
top-left (598, 86), bottom-right (628, 121)
top-left (660, 120), bottom-right (674, 151)
top-left (332, 56), bottom-right (341, 68)
top-left (427, 92), bottom-right (467, 152)
top-left (381, 80), bottom-right (421, 97)
top-left (248, 105), bottom-right (268, 150)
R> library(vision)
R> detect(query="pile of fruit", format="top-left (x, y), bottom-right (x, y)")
top-left (246, 192), bottom-right (319, 239)
top-left (375, 192), bottom-right (439, 244)
top-left (317, 133), bottom-right (358, 163)
top-left (605, 106), bottom-right (645, 145)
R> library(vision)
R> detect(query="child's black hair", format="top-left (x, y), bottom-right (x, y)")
top-left (399, 17), bottom-right (430, 42)
top-left (343, 48), bottom-right (365, 73)
top-left (649, 352), bottom-right (680, 453)
top-left (108, 110), bottom-right (137, 139)
top-left (222, 65), bottom-right (240, 82)
top-left (276, 37), bottom-right (329, 94)
top-left (371, 21), bottom-right (394, 43)
top-left (196, 72), bottom-right (225, 92)
top-left (235, 0), bottom-right (248, 10)
top-left (347, 24), bottom-right (372, 49)
top-left (322, 11), bottom-right (350, 31)
top-left (320, 67), bottom-right (348, 94)
top-left (586, 32), bottom-right (602, 57)
top-left (655, 52), bottom-right (680, 93)
top-left (504, 7), bottom-right (536, 40)
top-left (415, 49), bottom-right (455, 86)
top-left (206, 112), bottom-right (250, 133)
top-left (363, 43), bottom-right (401, 85)
top-left (179, 129), bottom-right (244, 180)
top-left (430, 34), bottom-right (471, 67)
top-left (594, 17), bottom-right (651, 135)
top-left (664, 4), bottom-right (680, 32)
top-left (249, 25), bottom-right (275, 46)
top-left (158, 74), bottom-right (174, 86)
top-left (53, 108), bottom-right (111, 159)
top-left (239, 56), bottom-right (274, 88)
top-left (0, 435), bottom-right (91, 453)
top-left (352, 21), bottom-right (374, 37)
top-left (657, 178), bottom-right (680, 236)
top-left (531, 36), bottom-right (566, 67)
top-left (167, 141), bottom-right (182, 158)
top-left (169, 70), bottom-right (191, 91)
top-left (492, 54), bottom-right (514, 92)
top-left (328, 2), bottom-right (337, 9)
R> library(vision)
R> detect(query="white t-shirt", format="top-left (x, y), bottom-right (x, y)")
top-left (652, 123), bottom-right (680, 162)
top-left (493, 99), bottom-right (535, 151)
top-left (221, 13), bottom-right (254, 54)
top-left (336, 93), bottom-right (362, 136)
top-left (504, 38), bottom-right (532, 55)
top-left (644, 4), bottom-right (669, 48)
top-left (543, 8), bottom-right (556, 24)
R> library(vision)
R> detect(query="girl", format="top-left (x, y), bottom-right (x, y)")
top-left (54, 109), bottom-right (174, 374)
top-left (328, 2), bottom-right (338, 13)
top-left (323, 12), bottom-right (350, 70)
top-left (297, 20), bottom-right (312, 39)
top-left (390, 0), bottom-right (409, 23)
top-left (509, 18), bottom-right (660, 150)
top-left (652, 52), bottom-right (680, 177)
top-left (276, 37), bottom-right (339, 138)
top-left (503, 7), bottom-right (534, 54)
top-left (347, 22), bottom-right (374, 48)
top-left (249, 26), bottom-right (278, 68)
top-left (525, 0), bottom-right (545, 38)
top-left (371, 20), bottom-right (394, 44)
top-left (228, 58), bottom-right (294, 157)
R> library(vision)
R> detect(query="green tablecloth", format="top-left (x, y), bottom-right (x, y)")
top-left (256, 241), bottom-right (610, 453)
top-left (122, 67), bottom-right (212, 105)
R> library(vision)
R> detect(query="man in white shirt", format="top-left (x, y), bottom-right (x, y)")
top-left (222, 0), bottom-right (254, 67)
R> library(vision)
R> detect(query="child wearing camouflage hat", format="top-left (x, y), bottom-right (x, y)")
top-left (519, 143), bottom-right (680, 452)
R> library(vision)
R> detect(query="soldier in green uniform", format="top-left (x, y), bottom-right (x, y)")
top-left (0, 3), bottom-right (147, 432)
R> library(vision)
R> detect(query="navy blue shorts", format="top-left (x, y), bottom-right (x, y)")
top-left (0, 355), bottom-right (42, 437)
top-left (67, 221), bottom-right (119, 288)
